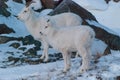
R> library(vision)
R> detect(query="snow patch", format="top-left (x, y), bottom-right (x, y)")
top-left (86, 20), bottom-right (119, 36)
top-left (73, 0), bottom-right (108, 11)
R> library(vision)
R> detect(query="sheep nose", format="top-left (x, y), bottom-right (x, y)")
top-left (16, 16), bottom-right (19, 19)
top-left (14, 15), bottom-right (19, 19)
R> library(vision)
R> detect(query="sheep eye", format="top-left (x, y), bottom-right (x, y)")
top-left (24, 11), bottom-right (27, 13)
top-left (45, 26), bottom-right (48, 28)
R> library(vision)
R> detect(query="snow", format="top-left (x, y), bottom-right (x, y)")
top-left (86, 20), bottom-right (120, 36)
top-left (38, 9), bottom-right (53, 17)
top-left (29, 0), bottom-right (42, 10)
top-left (74, 0), bottom-right (120, 35)
top-left (91, 39), bottom-right (107, 56)
top-left (0, 0), bottom-right (29, 37)
top-left (6, 0), bottom-right (25, 15)
top-left (0, 51), bottom-right (120, 80)
top-left (0, 0), bottom-right (120, 80)
top-left (89, 1), bottom-right (120, 35)
top-left (0, 15), bottom-right (29, 37)
top-left (73, 0), bottom-right (108, 11)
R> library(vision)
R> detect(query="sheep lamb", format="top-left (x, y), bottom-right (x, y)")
top-left (17, 5), bottom-right (83, 61)
top-left (39, 17), bottom-right (95, 73)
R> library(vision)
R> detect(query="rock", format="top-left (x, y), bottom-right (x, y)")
top-left (22, 35), bottom-right (41, 50)
top-left (6, 51), bottom-right (14, 55)
top-left (13, 0), bottom-right (23, 3)
top-left (96, 75), bottom-right (102, 80)
top-left (22, 35), bottom-right (37, 45)
top-left (0, 24), bottom-right (15, 34)
top-left (103, 46), bottom-right (111, 55)
top-left (105, 0), bottom-right (111, 3)
top-left (0, 36), bottom-right (23, 44)
top-left (18, 47), bottom-right (27, 51)
top-left (116, 76), bottom-right (120, 80)
top-left (34, 40), bottom-right (41, 50)
top-left (0, 0), bottom-right (11, 17)
top-left (23, 48), bottom-right (37, 57)
top-left (41, 0), bottom-right (55, 9)
top-left (9, 42), bottom-right (20, 49)
top-left (8, 56), bottom-right (20, 64)
top-left (114, 0), bottom-right (120, 2)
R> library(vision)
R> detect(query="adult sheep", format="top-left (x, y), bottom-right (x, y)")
top-left (39, 17), bottom-right (95, 73)
top-left (17, 6), bottom-right (83, 62)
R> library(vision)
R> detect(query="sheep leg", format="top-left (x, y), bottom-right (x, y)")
top-left (75, 52), bottom-right (79, 58)
top-left (78, 47), bottom-right (90, 73)
top-left (67, 52), bottom-right (71, 69)
top-left (62, 51), bottom-right (70, 72)
top-left (68, 52), bottom-right (72, 68)
top-left (40, 40), bottom-right (49, 62)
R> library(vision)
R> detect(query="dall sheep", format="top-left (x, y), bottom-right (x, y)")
top-left (17, 6), bottom-right (83, 61)
top-left (39, 17), bottom-right (95, 73)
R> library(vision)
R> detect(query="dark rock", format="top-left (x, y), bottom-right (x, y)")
top-left (89, 25), bottom-right (120, 50)
top-left (0, 24), bottom-right (15, 34)
top-left (1, 0), bottom-right (8, 2)
top-left (49, 58), bottom-right (56, 62)
top-left (9, 42), bottom-right (20, 49)
top-left (114, 0), bottom-right (120, 2)
top-left (13, 0), bottom-right (23, 3)
top-left (34, 40), bottom-right (41, 50)
top-left (6, 51), bottom-right (14, 55)
top-left (105, 0), bottom-right (111, 3)
top-left (0, 0), bottom-right (11, 17)
top-left (116, 76), bottom-right (120, 80)
top-left (103, 46), bottom-right (111, 55)
top-left (8, 56), bottom-right (20, 64)
top-left (0, 36), bottom-right (23, 44)
top-left (18, 47), bottom-right (27, 51)
top-left (22, 35), bottom-right (41, 50)
top-left (57, 53), bottom-right (63, 58)
top-left (96, 75), bottom-right (102, 80)
top-left (22, 35), bottom-right (40, 45)
top-left (49, 0), bottom-right (97, 21)
top-left (0, 0), bottom-right (8, 8)
top-left (49, 54), bottom-right (54, 57)
top-left (23, 58), bottom-right (42, 64)
top-left (23, 48), bottom-right (37, 57)
top-left (54, 0), bottom-right (63, 7)
top-left (22, 35), bottom-right (34, 45)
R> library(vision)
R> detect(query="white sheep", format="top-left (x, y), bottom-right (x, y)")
top-left (39, 17), bottom-right (95, 73)
top-left (17, 6), bottom-right (83, 61)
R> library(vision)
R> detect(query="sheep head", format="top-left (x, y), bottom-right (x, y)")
top-left (17, 0), bottom-right (36, 21)
top-left (17, 7), bottom-right (31, 21)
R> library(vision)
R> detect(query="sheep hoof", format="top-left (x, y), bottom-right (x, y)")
top-left (40, 55), bottom-right (44, 60)
top-left (44, 58), bottom-right (49, 62)
top-left (62, 70), bottom-right (67, 73)
top-left (62, 67), bottom-right (70, 73)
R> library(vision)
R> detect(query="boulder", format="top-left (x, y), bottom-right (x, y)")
top-left (0, 0), bottom-right (11, 17)
top-left (0, 24), bottom-right (15, 34)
